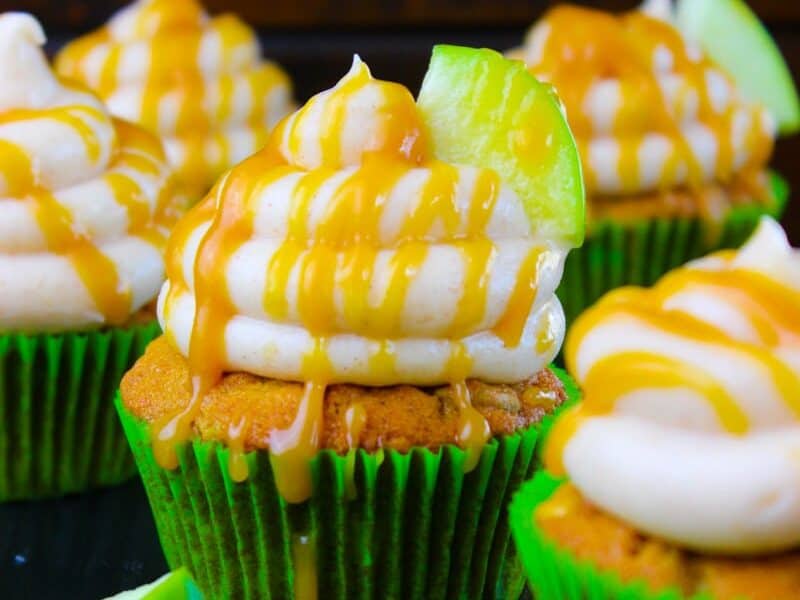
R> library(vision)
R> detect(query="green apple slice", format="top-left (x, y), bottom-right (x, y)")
top-left (105, 568), bottom-right (203, 600)
top-left (417, 45), bottom-right (585, 247)
top-left (676, 0), bottom-right (800, 135)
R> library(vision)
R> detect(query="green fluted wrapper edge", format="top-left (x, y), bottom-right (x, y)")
top-left (0, 320), bottom-right (160, 501)
top-left (558, 171), bottom-right (789, 325)
top-left (509, 472), bottom-right (713, 600)
top-left (118, 368), bottom-right (577, 600)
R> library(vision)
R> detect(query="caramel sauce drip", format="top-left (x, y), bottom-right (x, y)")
top-left (344, 404), bottom-right (367, 449)
top-left (153, 154), bottom-right (283, 470)
top-left (534, 482), bottom-right (584, 520)
top-left (342, 404), bottom-right (368, 500)
top-left (529, 5), bottom-right (774, 193)
top-left (546, 259), bottom-right (800, 475)
top-left (447, 343), bottom-right (491, 473)
top-left (292, 534), bottom-right (318, 600)
top-left (493, 246), bottom-right (546, 347)
top-left (155, 60), bottom-right (555, 507)
top-left (225, 412), bottom-right (250, 483)
top-left (268, 340), bottom-right (331, 503)
top-left (0, 103), bottom-right (174, 326)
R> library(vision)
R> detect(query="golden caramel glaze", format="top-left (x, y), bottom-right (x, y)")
top-left (537, 485), bottom-right (800, 600)
top-left (516, 5), bottom-right (774, 196)
top-left (121, 336), bottom-right (566, 454)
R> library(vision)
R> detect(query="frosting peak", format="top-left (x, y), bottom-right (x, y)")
top-left (548, 217), bottom-right (800, 554)
top-left (0, 12), bottom-right (178, 332)
top-left (0, 13), bottom-right (81, 112)
top-left (271, 57), bottom-right (427, 170)
top-left (730, 216), bottom-right (800, 291)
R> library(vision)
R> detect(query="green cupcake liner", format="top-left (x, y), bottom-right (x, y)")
top-left (510, 472), bottom-right (712, 600)
top-left (558, 172), bottom-right (789, 326)
top-left (0, 321), bottom-right (160, 501)
top-left (118, 368), bottom-right (577, 600)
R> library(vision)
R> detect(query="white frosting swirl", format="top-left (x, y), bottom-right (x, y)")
top-left (557, 217), bottom-right (800, 554)
top-left (158, 58), bottom-right (567, 385)
top-left (55, 0), bottom-right (293, 196)
top-left (0, 13), bottom-right (178, 333)
top-left (512, 4), bottom-right (776, 195)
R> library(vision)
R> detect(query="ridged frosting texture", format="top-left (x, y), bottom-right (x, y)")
top-left (511, 3), bottom-right (776, 196)
top-left (0, 13), bottom-right (178, 333)
top-left (548, 217), bottom-right (800, 555)
top-left (55, 0), bottom-right (293, 196)
top-left (158, 57), bottom-right (567, 386)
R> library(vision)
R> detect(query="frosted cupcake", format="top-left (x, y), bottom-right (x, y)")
top-left (56, 0), bottom-right (294, 200)
top-left (510, 1), bottom-right (797, 324)
top-left (0, 13), bottom-right (180, 499)
top-left (511, 217), bottom-right (800, 599)
top-left (118, 46), bottom-right (583, 599)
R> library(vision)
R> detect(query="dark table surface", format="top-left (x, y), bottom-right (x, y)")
top-left (0, 479), bottom-right (166, 599)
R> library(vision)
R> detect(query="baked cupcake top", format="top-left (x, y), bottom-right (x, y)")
top-left (510, 3), bottom-right (776, 196)
top-left (146, 47), bottom-right (582, 501)
top-left (546, 216), bottom-right (800, 555)
top-left (0, 13), bottom-right (179, 333)
top-left (55, 0), bottom-right (294, 197)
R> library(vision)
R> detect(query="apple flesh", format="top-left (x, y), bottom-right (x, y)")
top-left (417, 45), bottom-right (585, 248)
top-left (676, 0), bottom-right (800, 135)
top-left (104, 568), bottom-right (202, 600)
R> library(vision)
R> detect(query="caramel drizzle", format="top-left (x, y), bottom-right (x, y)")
top-left (225, 412), bottom-right (250, 483)
top-left (546, 257), bottom-right (800, 475)
top-left (155, 63), bottom-right (558, 503)
top-left (447, 343), bottom-right (491, 472)
top-left (528, 6), bottom-right (774, 194)
top-left (291, 534), bottom-right (318, 600)
top-left (0, 104), bottom-right (174, 326)
top-left (153, 155), bottom-right (282, 470)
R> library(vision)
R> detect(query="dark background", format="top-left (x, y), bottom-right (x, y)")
top-left (2, 0), bottom-right (799, 242)
top-left (0, 1), bottom-right (797, 598)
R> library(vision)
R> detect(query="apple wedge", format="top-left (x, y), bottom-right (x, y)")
top-left (417, 45), bottom-right (585, 247)
top-left (105, 568), bottom-right (202, 600)
top-left (677, 0), bottom-right (800, 135)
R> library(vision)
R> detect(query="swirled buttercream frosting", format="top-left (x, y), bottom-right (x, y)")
top-left (153, 57), bottom-right (568, 500)
top-left (55, 0), bottom-right (294, 196)
top-left (0, 13), bottom-right (179, 333)
top-left (547, 216), bottom-right (800, 554)
top-left (510, 4), bottom-right (776, 196)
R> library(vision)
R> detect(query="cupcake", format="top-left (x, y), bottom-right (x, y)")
top-left (55, 0), bottom-right (294, 201)
top-left (509, 0), bottom-right (797, 325)
top-left (118, 45), bottom-right (583, 599)
top-left (510, 216), bottom-right (800, 599)
top-left (0, 13), bottom-right (180, 499)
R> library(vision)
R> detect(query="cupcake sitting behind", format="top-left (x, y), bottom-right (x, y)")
top-left (510, 1), bottom-right (797, 325)
top-left (0, 13), bottom-right (181, 499)
top-left (56, 0), bottom-right (295, 201)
